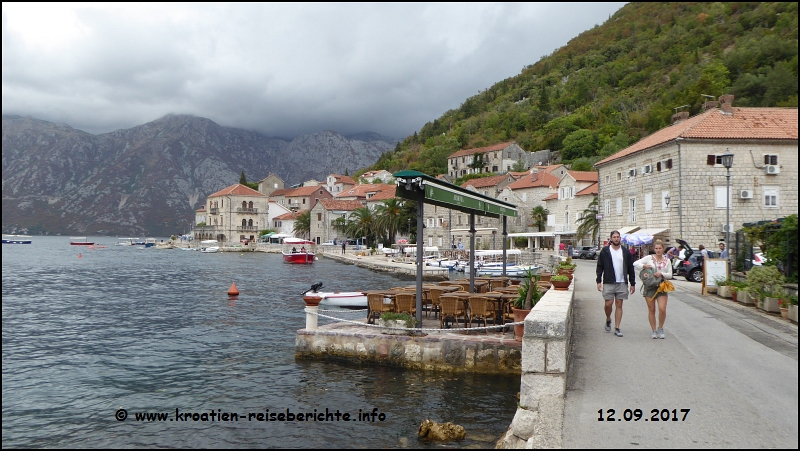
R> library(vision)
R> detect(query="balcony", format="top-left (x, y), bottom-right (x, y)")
top-left (236, 226), bottom-right (259, 232)
top-left (236, 207), bottom-right (259, 214)
top-left (210, 208), bottom-right (219, 215)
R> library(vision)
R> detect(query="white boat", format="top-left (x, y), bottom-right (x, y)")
top-left (316, 291), bottom-right (369, 309)
top-left (2, 234), bottom-right (32, 244)
top-left (460, 249), bottom-right (539, 276)
top-left (200, 240), bottom-right (219, 253)
top-left (115, 238), bottom-right (136, 246)
top-left (475, 264), bottom-right (541, 277)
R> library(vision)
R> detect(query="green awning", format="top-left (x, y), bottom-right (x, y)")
top-left (393, 170), bottom-right (517, 218)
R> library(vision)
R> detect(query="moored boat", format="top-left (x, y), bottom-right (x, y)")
top-left (2, 235), bottom-right (32, 244)
top-left (70, 237), bottom-right (94, 246)
top-left (200, 240), bottom-right (219, 253)
top-left (282, 238), bottom-right (316, 264)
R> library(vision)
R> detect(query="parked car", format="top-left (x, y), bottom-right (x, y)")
top-left (572, 246), bottom-right (598, 259)
top-left (673, 239), bottom-right (720, 282)
top-left (321, 240), bottom-right (336, 246)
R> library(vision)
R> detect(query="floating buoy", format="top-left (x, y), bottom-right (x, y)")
top-left (227, 282), bottom-right (239, 297)
top-left (78, 253), bottom-right (82, 258)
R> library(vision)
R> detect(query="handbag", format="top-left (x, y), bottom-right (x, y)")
top-left (639, 257), bottom-right (662, 293)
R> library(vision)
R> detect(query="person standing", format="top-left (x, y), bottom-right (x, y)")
top-left (633, 239), bottom-right (673, 339)
top-left (719, 242), bottom-right (728, 259)
top-left (559, 241), bottom-right (566, 256)
top-left (596, 230), bottom-right (636, 337)
top-left (341, 241), bottom-right (346, 254)
top-left (699, 244), bottom-right (708, 258)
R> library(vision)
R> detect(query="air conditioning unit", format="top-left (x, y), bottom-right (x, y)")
top-left (722, 224), bottom-right (734, 233)
top-left (739, 189), bottom-right (753, 199)
top-left (765, 165), bottom-right (780, 175)
top-left (628, 168), bottom-right (637, 177)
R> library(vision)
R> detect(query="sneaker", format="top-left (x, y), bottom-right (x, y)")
top-left (615, 328), bottom-right (623, 337)
top-left (658, 328), bottom-right (665, 339)
top-left (605, 320), bottom-right (611, 332)
top-left (651, 330), bottom-right (658, 339)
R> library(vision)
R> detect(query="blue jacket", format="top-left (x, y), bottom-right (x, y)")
top-left (595, 245), bottom-right (636, 286)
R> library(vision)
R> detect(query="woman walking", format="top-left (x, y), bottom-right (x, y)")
top-left (633, 239), bottom-right (673, 339)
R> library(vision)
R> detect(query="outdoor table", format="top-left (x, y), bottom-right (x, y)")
top-left (450, 279), bottom-right (489, 293)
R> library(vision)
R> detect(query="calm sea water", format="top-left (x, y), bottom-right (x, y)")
top-left (2, 237), bottom-right (519, 448)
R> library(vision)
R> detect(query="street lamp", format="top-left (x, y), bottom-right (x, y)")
top-left (720, 150), bottom-right (734, 274)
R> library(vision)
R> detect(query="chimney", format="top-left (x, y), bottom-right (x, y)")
top-left (671, 111), bottom-right (690, 124)
top-left (718, 94), bottom-right (734, 115)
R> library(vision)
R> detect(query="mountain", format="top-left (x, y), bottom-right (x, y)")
top-left (1, 114), bottom-right (394, 236)
top-left (369, 2), bottom-right (798, 176)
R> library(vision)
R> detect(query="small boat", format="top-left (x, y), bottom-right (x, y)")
top-left (282, 238), bottom-right (316, 264)
top-left (475, 264), bottom-right (541, 277)
top-left (2, 234), bottom-right (32, 244)
top-left (116, 238), bottom-right (136, 246)
top-left (200, 240), bottom-right (219, 253)
top-left (144, 238), bottom-right (157, 248)
top-left (301, 283), bottom-right (369, 309)
top-left (70, 237), bottom-right (94, 246)
top-left (154, 241), bottom-right (174, 249)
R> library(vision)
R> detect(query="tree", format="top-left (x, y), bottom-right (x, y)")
top-left (347, 207), bottom-right (376, 247)
top-left (292, 211), bottom-right (311, 239)
top-left (561, 129), bottom-right (598, 160)
top-left (570, 157), bottom-right (595, 172)
top-left (511, 158), bottom-right (527, 172)
top-left (240, 171), bottom-right (247, 185)
top-left (469, 153), bottom-right (485, 172)
top-left (373, 198), bottom-right (405, 245)
top-left (576, 197), bottom-right (600, 246)
top-left (530, 206), bottom-right (549, 232)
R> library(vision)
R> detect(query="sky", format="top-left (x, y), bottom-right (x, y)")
top-left (2, 3), bottom-right (627, 140)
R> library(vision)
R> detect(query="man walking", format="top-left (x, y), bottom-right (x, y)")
top-left (341, 241), bottom-right (346, 254)
top-left (719, 242), bottom-right (728, 259)
top-left (596, 230), bottom-right (636, 337)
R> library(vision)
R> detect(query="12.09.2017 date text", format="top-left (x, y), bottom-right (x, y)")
top-left (598, 408), bottom-right (690, 422)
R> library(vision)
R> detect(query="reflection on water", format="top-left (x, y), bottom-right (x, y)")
top-left (2, 237), bottom-right (518, 447)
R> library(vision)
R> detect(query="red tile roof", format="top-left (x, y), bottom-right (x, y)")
top-left (318, 199), bottom-right (365, 211)
top-left (331, 174), bottom-right (357, 185)
top-left (195, 206), bottom-right (206, 212)
top-left (208, 184), bottom-right (266, 198)
top-left (576, 182), bottom-right (598, 196)
top-left (596, 107), bottom-right (798, 166)
top-left (567, 171), bottom-right (599, 182)
top-left (535, 164), bottom-right (565, 173)
top-left (335, 184), bottom-right (394, 199)
top-left (286, 186), bottom-right (330, 197)
top-left (543, 193), bottom-right (558, 201)
top-left (366, 189), bottom-right (396, 202)
top-left (507, 171), bottom-right (561, 190)
top-left (461, 174), bottom-right (516, 189)
top-left (449, 141), bottom-right (516, 158)
top-left (269, 188), bottom-right (294, 197)
top-left (274, 209), bottom-right (308, 220)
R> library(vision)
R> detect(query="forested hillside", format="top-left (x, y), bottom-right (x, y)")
top-left (367, 2), bottom-right (797, 176)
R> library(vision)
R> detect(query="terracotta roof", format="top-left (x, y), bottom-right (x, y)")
top-left (335, 183), bottom-right (394, 199)
top-left (331, 174), bottom-right (357, 185)
top-left (567, 171), bottom-right (599, 182)
top-left (318, 199), bottom-right (365, 211)
top-left (366, 189), bottom-right (396, 202)
top-left (508, 171), bottom-right (529, 178)
top-left (596, 107), bottom-right (798, 166)
top-left (269, 188), bottom-right (294, 197)
top-left (449, 141), bottom-right (516, 158)
top-left (195, 206), bottom-right (206, 212)
top-left (274, 209), bottom-right (308, 220)
top-left (535, 164), bottom-right (564, 173)
top-left (543, 193), bottom-right (558, 201)
top-left (208, 184), bottom-right (266, 198)
top-left (286, 185), bottom-right (329, 197)
top-left (507, 171), bottom-right (561, 190)
top-left (576, 182), bottom-right (599, 196)
top-left (461, 174), bottom-right (516, 189)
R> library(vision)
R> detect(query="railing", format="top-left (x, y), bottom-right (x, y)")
top-left (236, 207), bottom-right (258, 213)
top-left (210, 208), bottom-right (219, 215)
top-left (236, 226), bottom-right (258, 232)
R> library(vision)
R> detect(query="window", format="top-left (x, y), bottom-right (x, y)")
top-left (302, 199), bottom-right (306, 204)
top-left (438, 237), bottom-right (443, 247)
top-left (273, 183), bottom-right (278, 188)
top-left (317, 213), bottom-right (322, 221)
top-left (629, 198), bottom-right (636, 223)
top-left (714, 186), bottom-right (732, 209)
top-left (522, 193), bottom-right (527, 201)
top-left (661, 191), bottom-right (670, 211)
top-left (764, 154), bottom-right (778, 165)
top-left (604, 199), bottom-right (611, 214)
top-left (617, 172), bottom-right (622, 181)
top-left (645, 193), bottom-right (652, 213)
top-left (763, 186), bottom-right (779, 208)
top-left (616, 198), bottom-right (622, 215)
top-left (547, 214), bottom-right (555, 226)
top-left (565, 212), bottom-right (570, 226)
top-left (605, 175), bottom-right (610, 184)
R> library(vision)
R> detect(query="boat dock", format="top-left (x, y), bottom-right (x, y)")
top-left (320, 251), bottom-right (450, 280)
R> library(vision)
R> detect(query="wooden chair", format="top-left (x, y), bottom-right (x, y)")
top-left (438, 281), bottom-right (458, 287)
top-left (394, 293), bottom-right (417, 316)
top-left (367, 293), bottom-right (392, 324)
top-left (428, 288), bottom-right (448, 319)
top-left (467, 296), bottom-right (496, 332)
top-left (439, 295), bottom-right (467, 329)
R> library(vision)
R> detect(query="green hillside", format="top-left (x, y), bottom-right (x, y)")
top-left (367, 2), bottom-right (797, 177)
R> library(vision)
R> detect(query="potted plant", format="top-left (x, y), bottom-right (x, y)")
top-left (746, 266), bottom-right (785, 312)
top-left (777, 293), bottom-right (790, 320)
top-left (551, 274), bottom-right (571, 290)
top-left (788, 295), bottom-right (798, 323)
top-left (512, 271), bottom-right (543, 341)
top-left (714, 277), bottom-right (732, 298)
top-left (378, 312), bottom-right (417, 335)
top-left (729, 281), bottom-right (748, 303)
top-left (763, 290), bottom-right (783, 314)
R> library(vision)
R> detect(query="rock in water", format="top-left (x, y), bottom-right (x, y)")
top-left (418, 419), bottom-right (466, 441)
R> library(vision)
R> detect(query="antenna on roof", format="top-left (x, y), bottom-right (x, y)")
top-left (700, 94), bottom-right (719, 112)
top-left (672, 105), bottom-right (690, 113)
top-left (671, 105), bottom-right (690, 124)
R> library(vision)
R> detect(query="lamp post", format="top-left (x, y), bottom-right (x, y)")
top-left (720, 150), bottom-right (734, 274)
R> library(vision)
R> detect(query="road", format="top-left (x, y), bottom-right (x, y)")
top-left (562, 259), bottom-right (798, 448)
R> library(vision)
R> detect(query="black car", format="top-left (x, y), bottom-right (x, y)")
top-left (572, 246), bottom-right (598, 259)
top-left (673, 239), bottom-right (720, 282)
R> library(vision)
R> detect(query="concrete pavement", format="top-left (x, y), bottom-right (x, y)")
top-left (562, 259), bottom-right (798, 448)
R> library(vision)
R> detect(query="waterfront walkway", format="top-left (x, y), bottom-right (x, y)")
top-left (563, 260), bottom-right (798, 448)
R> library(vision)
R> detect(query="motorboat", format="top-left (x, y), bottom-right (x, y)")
top-left (154, 241), bottom-right (174, 249)
top-left (282, 238), bottom-right (316, 264)
top-left (2, 234), bottom-right (32, 244)
top-left (70, 237), bottom-right (94, 246)
top-left (200, 240), bottom-right (220, 253)
top-left (459, 249), bottom-right (540, 276)
top-left (144, 238), bottom-right (157, 248)
top-left (301, 283), bottom-right (368, 309)
top-left (116, 238), bottom-right (136, 246)
top-left (475, 264), bottom-right (541, 277)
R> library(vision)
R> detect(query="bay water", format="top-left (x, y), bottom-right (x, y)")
top-left (2, 237), bottom-right (519, 447)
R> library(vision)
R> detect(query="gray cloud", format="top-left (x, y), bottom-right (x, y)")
top-left (2, 3), bottom-right (626, 139)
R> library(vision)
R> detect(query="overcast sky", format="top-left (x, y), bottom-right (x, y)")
top-left (2, 3), bottom-right (626, 140)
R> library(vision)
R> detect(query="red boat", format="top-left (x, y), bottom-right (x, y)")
top-left (282, 238), bottom-right (317, 264)
top-left (70, 236), bottom-right (94, 246)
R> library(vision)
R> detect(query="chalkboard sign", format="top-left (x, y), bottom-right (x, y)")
top-left (703, 258), bottom-right (728, 295)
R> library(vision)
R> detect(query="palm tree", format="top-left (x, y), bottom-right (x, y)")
top-left (347, 207), bottom-right (376, 247)
top-left (373, 198), bottom-right (404, 245)
top-left (576, 197), bottom-right (600, 246)
top-left (530, 206), bottom-right (548, 232)
top-left (331, 215), bottom-right (347, 238)
top-left (292, 211), bottom-right (311, 239)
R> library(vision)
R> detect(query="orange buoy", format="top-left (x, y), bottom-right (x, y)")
top-left (227, 282), bottom-right (239, 296)
top-left (78, 253), bottom-right (82, 258)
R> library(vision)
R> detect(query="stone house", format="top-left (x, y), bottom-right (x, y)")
top-left (268, 188), bottom-right (294, 209)
top-left (267, 200), bottom-right (290, 231)
top-left (285, 185), bottom-right (333, 211)
top-left (194, 205), bottom-right (206, 226)
top-left (503, 169), bottom-right (562, 230)
top-left (309, 199), bottom-right (365, 244)
top-left (272, 209), bottom-right (308, 237)
top-left (334, 184), bottom-right (395, 202)
top-left (257, 173), bottom-right (284, 197)
top-left (360, 169), bottom-right (393, 184)
top-left (543, 171), bottom-right (599, 245)
top-left (447, 142), bottom-right (529, 178)
top-left (325, 174), bottom-right (356, 195)
top-left (594, 102), bottom-right (798, 250)
top-left (195, 184), bottom-right (269, 242)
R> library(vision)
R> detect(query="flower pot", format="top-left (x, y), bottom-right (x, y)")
top-left (789, 305), bottom-right (798, 323)
top-left (557, 268), bottom-right (574, 276)
top-left (762, 297), bottom-right (781, 313)
top-left (780, 307), bottom-right (789, 320)
top-left (738, 291), bottom-right (754, 305)
top-left (378, 319), bottom-right (413, 335)
top-left (538, 273), bottom-right (552, 283)
top-left (551, 280), bottom-right (571, 291)
top-left (717, 286), bottom-right (732, 298)
top-left (512, 307), bottom-right (531, 341)
top-left (731, 289), bottom-right (738, 302)
top-left (509, 279), bottom-right (521, 286)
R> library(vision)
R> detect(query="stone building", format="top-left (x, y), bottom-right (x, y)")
top-left (285, 185), bottom-right (333, 211)
top-left (325, 174), bottom-right (356, 195)
top-left (257, 173), bottom-right (284, 197)
top-left (503, 167), bottom-right (562, 230)
top-left (447, 142), bottom-right (529, 178)
top-left (543, 171), bottom-right (599, 245)
top-left (595, 102), bottom-right (797, 249)
top-left (309, 199), bottom-right (365, 244)
top-left (272, 210), bottom-right (308, 237)
top-left (195, 184), bottom-right (269, 242)
top-left (194, 205), bottom-right (206, 226)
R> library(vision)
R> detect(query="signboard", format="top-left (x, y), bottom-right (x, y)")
top-left (595, 214), bottom-right (604, 220)
top-left (423, 184), bottom-right (517, 217)
top-left (702, 258), bottom-right (728, 295)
